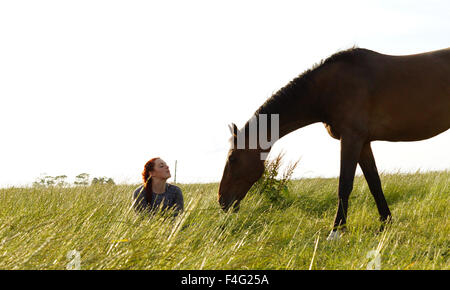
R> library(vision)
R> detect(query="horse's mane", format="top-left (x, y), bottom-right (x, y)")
top-left (254, 46), bottom-right (363, 116)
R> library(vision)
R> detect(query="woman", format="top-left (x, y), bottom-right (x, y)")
top-left (132, 157), bottom-right (184, 216)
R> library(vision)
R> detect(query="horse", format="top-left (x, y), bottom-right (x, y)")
top-left (217, 47), bottom-right (450, 240)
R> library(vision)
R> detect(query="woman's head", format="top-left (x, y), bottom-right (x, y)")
top-left (142, 157), bottom-right (171, 184)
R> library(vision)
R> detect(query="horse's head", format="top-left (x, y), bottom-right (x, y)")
top-left (218, 123), bottom-right (265, 212)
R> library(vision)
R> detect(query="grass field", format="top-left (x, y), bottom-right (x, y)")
top-left (0, 164), bottom-right (448, 269)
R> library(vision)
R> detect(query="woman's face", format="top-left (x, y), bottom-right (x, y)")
top-left (151, 158), bottom-right (171, 180)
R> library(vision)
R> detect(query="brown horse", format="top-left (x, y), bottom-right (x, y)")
top-left (218, 47), bottom-right (450, 239)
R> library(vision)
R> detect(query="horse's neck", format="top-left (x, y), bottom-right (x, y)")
top-left (252, 92), bottom-right (321, 148)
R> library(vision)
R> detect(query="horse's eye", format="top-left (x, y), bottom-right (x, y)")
top-left (229, 156), bottom-right (236, 162)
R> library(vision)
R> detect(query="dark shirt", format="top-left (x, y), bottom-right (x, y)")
top-left (132, 183), bottom-right (184, 216)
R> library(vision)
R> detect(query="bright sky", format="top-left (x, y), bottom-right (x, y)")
top-left (1, 0), bottom-right (449, 187)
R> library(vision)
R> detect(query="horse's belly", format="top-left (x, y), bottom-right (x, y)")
top-left (370, 116), bottom-right (450, 142)
top-left (369, 91), bottom-right (450, 142)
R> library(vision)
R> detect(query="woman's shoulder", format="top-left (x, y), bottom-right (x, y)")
top-left (167, 183), bottom-right (182, 194)
top-left (133, 184), bottom-right (146, 198)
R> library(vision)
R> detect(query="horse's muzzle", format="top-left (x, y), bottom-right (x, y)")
top-left (219, 196), bottom-right (240, 213)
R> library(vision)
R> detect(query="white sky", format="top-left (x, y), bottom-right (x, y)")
top-left (1, 0), bottom-right (449, 187)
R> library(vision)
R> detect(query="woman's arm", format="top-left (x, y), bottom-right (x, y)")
top-left (174, 187), bottom-right (184, 215)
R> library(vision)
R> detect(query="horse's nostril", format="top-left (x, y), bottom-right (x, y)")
top-left (218, 198), bottom-right (231, 212)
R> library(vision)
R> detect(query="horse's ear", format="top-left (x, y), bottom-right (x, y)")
top-left (228, 123), bottom-right (238, 137)
top-left (228, 123), bottom-right (233, 135)
top-left (228, 123), bottom-right (239, 148)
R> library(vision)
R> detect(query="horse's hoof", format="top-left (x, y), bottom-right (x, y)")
top-left (326, 229), bottom-right (342, 241)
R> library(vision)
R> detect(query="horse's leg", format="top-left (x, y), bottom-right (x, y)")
top-left (327, 134), bottom-right (364, 240)
top-left (358, 142), bottom-right (392, 229)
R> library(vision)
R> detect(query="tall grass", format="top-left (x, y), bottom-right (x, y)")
top-left (0, 156), bottom-right (448, 269)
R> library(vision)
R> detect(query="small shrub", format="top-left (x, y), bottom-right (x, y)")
top-left (249, 151), bottom-right (299, 207)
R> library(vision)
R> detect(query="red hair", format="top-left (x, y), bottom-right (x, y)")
top-left (142, 157), bottom-right (160, 203)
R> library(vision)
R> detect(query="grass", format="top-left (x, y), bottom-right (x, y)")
top-left (0, 160), bottom-right (448, 269)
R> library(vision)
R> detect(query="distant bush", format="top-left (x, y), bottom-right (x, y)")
top-left (33, 175), bottom-right (68, 187)
top-left (91, 177), bottom-right (115, 186)
top-left (32, 173), bottom-right (114, 187)
top-left (74, 173), bottom-right (90, 186)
